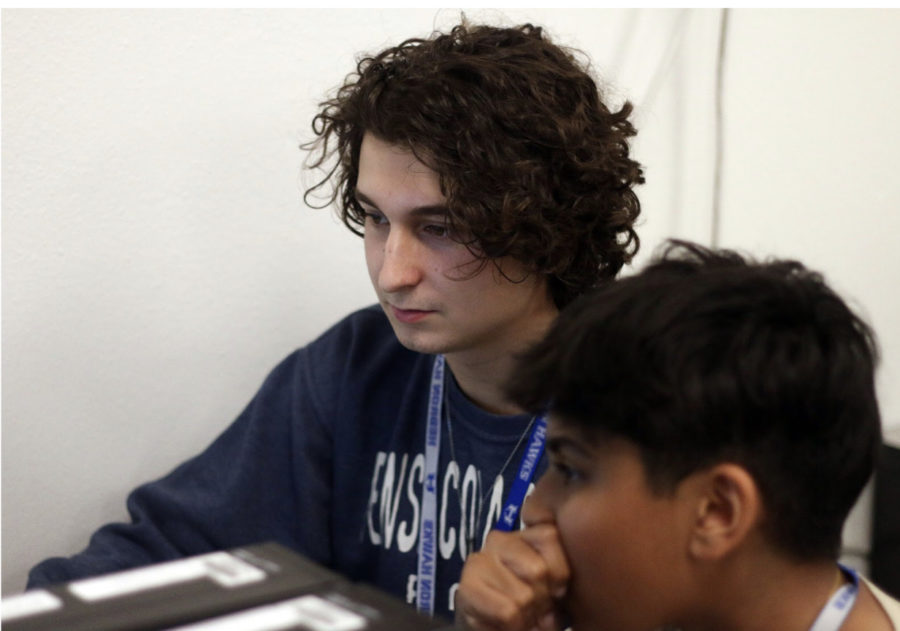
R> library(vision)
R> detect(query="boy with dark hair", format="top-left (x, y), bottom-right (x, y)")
top-left (305, 21), bottom-right (642, 310)
top-left (27, 22), bottom-right (643, 620)
top-left (455, 240), bottom-right (900, 631)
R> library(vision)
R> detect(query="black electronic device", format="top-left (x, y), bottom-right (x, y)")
top-left (1, 543), bottom-right (446, 631)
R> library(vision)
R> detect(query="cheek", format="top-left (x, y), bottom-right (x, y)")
top-left (364, 234), bottom-right (382, 279)
top-left (565, 500), bottom-right (679, 611)
top-left (437, 248), bottom-right (483, 284)
top-left (554, 496), bottom-right (610, 578)
top-left (563, 510), bottom-right (604, 554)
top-left (557, 496), bottom-right (661, 614)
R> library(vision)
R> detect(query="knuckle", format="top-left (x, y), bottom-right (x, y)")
top-left (517, 556), bottom-right (551, 584)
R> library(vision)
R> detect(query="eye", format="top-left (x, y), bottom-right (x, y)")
top-left (422, 223), bottom-right (449, 238)
top-left (364, 211), bottom-right (388, 227)
top-left (552, 461), bottom-right (583, 485)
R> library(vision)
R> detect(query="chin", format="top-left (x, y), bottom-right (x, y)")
top-left (389, 327), bottom-right (449, 356)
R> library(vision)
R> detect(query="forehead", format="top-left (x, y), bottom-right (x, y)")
top-left (357, 133), bottom-right (445, 210)
top-left (546, 416), bottom-right (642, 472)
top-left (547, 414), bottom-right (600, 447)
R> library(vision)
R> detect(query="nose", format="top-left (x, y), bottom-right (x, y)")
top-left (521, 475), bottom-right (555, 528)
top-left (377, 228), bottom-right (424, 293)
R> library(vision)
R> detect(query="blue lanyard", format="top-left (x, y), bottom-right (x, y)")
top-left (493, 414), bottom-right (547, 532)
top-left (808, 564), bottom-right (859, 631)
top-left (416, 355), bottom-right (547, 615)
top-left (415, 354), bottom-right (445, 616)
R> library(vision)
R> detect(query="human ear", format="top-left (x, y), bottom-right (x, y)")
top-left (687, 464), bottom-right (761, 561)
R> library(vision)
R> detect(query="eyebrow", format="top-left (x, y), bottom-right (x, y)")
top-left (354, 189), bottom-right (449, 218)
top-left (547, 435), bottom-right (592, 459)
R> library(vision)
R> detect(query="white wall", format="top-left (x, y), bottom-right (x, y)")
top-left (3, 9), bottom-right (898, 594)
top-left (720, 9), bottom-right (900, 424)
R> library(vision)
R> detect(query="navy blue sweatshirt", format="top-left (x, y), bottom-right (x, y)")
top-left (27, 306), bottom-right (546, 620)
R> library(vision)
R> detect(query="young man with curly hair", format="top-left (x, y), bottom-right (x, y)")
top-left (27, 22), bottom-right (643, 620)
top-left (455, 241), bottom-right (900, 631)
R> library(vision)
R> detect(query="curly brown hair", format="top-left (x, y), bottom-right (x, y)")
top-left (304, 22), bottom-right (644, 308)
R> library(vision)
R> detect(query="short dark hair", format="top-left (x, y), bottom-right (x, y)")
top-left (508, 240), bottom-right (882, 560)
top-left (303, 22), bottom-right (644, 308)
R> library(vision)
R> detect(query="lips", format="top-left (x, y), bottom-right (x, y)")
top-left (390, 305), bottom-right (435, 324)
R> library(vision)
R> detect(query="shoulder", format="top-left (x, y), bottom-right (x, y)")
top-left (861, 576), bottom-right (900, 630)
top-left (281, 304), bottom-right (424, 397)
top-left (307, 304), bottom-right (408, 363)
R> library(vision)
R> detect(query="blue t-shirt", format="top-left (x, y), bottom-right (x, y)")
top-left (27, 305), bottom-right (546, 620)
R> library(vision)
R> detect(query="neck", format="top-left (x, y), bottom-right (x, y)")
top-left (444, 352), bottom-right (524, 415)
top-left (690, 557), bottom-right (849, 631)
top-left (444, 307), bottom-right (557, 416)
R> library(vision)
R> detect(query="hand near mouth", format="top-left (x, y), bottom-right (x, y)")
top-left (454, 524), bottom-right (570, 631)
